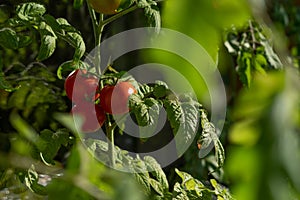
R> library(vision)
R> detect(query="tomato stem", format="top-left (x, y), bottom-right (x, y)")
top-left (87, 1), bottom-right (140, 169)
top-left (102, 4), bottom-right (139, 26)
top-left (107, 119), bottom-right (116, 168)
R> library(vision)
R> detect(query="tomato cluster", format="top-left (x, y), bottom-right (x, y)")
top-left (64, 69), bottom-right (137, 133)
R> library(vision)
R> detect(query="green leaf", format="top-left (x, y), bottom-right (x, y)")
top-left (163, 98), bottom-right (183, 134)
top-left (43, 14), bottom-right (62, 33)
top-left (144, 156), bottom-right (169, 192)
top-left (137, 0), bottom-right (161, 33)
top-left (153, 85), bottom-right (168, 98)
top-left (134, 172), bottom-right (151, 195)
top-left (66, 145), bottom-right (81, 173)
top-left (174, 168), bottom-right (214, 199)
top-left (118, 0), bottom-right (135, 12)
top-left (261, 39), bottom-right (283, 69)
top-left (25, 83), bottom-right (52, 108)
top-left (130, 96), bottom-right (161, 139)
top-left (130, 159), bottom-right (151, 195)
top-left (70, 32), bottom-right (86, 61)
top-left (9, 110), bottom-right (39, 144)
top-left (16, 3), bottom-right (46, 21)
top-left (199, 111), bottom-right (225, 168)
top-left (211, 132), bottom-right (225, 168)
top-left (47, 178), bottom-right (94, 200)
top-left (137, 83), bottom-right (154, 98)
top-left (237, 52), bottom-right (252, 87)
top-left (254, 54), bottom-right (267, 74)
top-left (0, 28), bottom-right (18, 49)
top-left (24, 165), bottom-right (47, 195)
top-left (36, 129), bottom-right (69, 165)
top-left (37, 22), bottom-right (56, 61)
top-left (18, 35), bottom-right (32, 48)
top-left (56, 18), bottom-right (85, 61)
top-left (57, 60), bottom-right (88, 79)
top-left (210, 179), bottom-right (233, 200)
top-left (7, 81), bottom-right (31, 109)
top-left (0, 5), bottom-right (10, 23)
top-left (0, 72), bottom-right (19, 92)
top-left (172, 183), bottom-right (189, 200)
top-left (164, 98), bottom-right (199, 154)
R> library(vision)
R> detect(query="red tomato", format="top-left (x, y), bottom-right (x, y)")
top-left (71, 102), bottom-right (106, 133)
top-left (64, 69), bottom-right (99, 103)
top-left (100, 82), bottom-right (137, 114)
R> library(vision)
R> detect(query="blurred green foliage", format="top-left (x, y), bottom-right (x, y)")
top-left (226, 70), bottom-right (300, 199)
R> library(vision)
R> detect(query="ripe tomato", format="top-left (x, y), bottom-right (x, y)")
top-left (88, 0), bottom-right (121, 15)
top-left (64, 69), bottom-right (99, 103)
top-left (100, 82), bottom-right (137, 114)
top-left (71, 102), bottom-right (106, 133)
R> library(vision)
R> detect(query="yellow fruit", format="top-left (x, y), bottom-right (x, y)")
top-left (88, 0), bottom-right (121, 15)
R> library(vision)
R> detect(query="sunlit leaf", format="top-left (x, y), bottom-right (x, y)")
top-left (56, 18), bottom-right (86, 61)
top-left (37, 22), bottom-right (56, 61)
top-left (137, 0), bottom-right (161, 33)
top-left (16, 2), bottom-right (46, 21)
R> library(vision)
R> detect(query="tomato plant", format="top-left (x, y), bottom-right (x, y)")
top-left (0, 1), bottom-right (300, 200)
top-left (100, 82), bottom-right (137, 114)
top-left (71, 102), bottom-right (106, 133)
top-left (64, 69), bottom-right (100, 103)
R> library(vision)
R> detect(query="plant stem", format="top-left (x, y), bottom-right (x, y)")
top-left (102, 5), bottom-right (139, 26)
top-left (87, 2), bottom-right (139, 168)
top-left (248, 20), bottom-right (256, 51)
top-left (107, 119), bottom-right (116, 168)
top-left (87, 2), bottom-right (102, 75)
top-left (94, 14), bottom-right (104, 75)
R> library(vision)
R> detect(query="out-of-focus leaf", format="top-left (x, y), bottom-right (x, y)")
top-left (17, 35), bottom-right (32, 48)
top-left (262, 39), bottom-right (283, 69)
top-left (0, 5), bottom-right (10, 23)
top-left (24, 165), bottom-right (47, 195)
top-left (73, 0), bottom-right (84, 9)
top-left (0, 28), bottom-right (18, 49)
top-left (224, 21), bottom-right (283, 87)
top-left (163, 0), bottom-right (250, 61)
top-left (36, 129), bottom-right (70, 165)
top-left (9, 110), bottom-right (39, 144)
top-left (226, 71), bottom-right (300, 199)
top-left (0, 72), bottom-right (19, 92)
